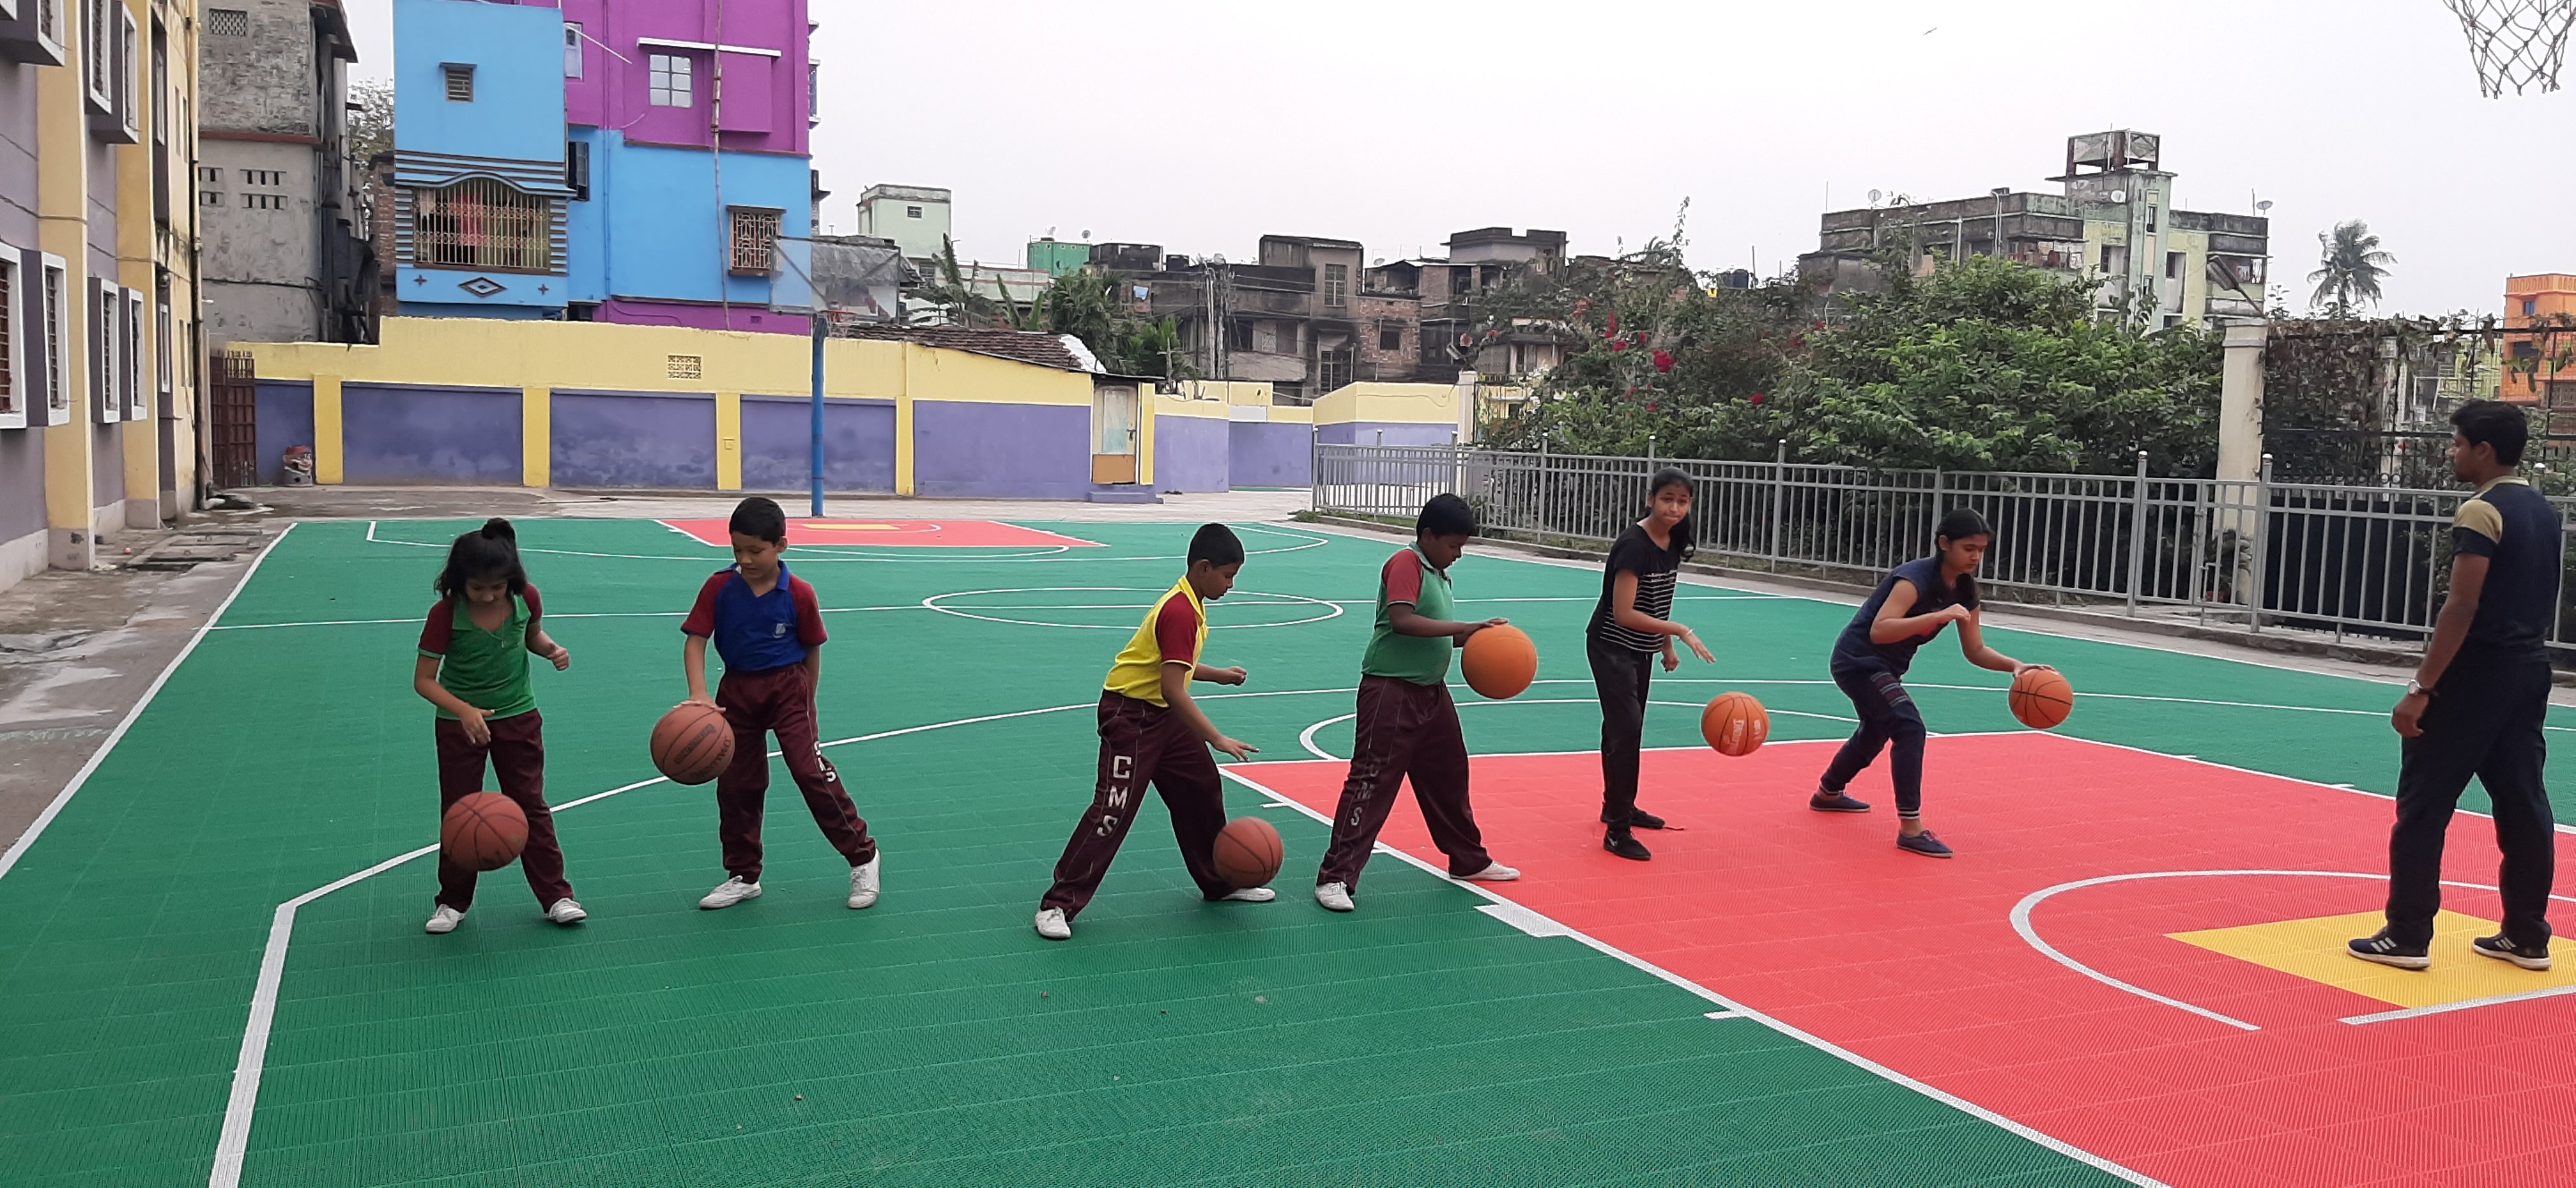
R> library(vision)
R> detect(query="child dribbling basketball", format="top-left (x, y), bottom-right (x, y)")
top-left (1314, 494), bottom-right (1518, 912)
top-left (1813, 508), bottom-right (2046, 857)
top-left (1034, 523), bottom-right (1273, 941)
top-left (1589, 468), bottom-right (1718, 862)
top-left (413, 518), bottom-right (582, 934)
top-left (682, 497), bottom-right (881, 911)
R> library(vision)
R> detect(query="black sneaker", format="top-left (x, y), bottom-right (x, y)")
top-left (1601, 808), bottom-right (1668, 830)
top-left (1603, 829), bottom-right (1652, 861)
top-left (2472, 933), bottom-right (2553, 971)
top-left (1895, 830), bottom-right (1954, 858)
top-left (2347, 930), bottom-right (2431, 970)
top-left (1810, 791), bottom-right (1872, 813)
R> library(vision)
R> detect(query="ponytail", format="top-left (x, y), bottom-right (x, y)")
top-left (1934, 507), bottom-right (1990, 608)
top-left (434, 517), bottom-right (529, 598)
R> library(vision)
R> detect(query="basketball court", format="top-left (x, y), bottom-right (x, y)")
top-left (6, 515), bottom-right (2576, 1187)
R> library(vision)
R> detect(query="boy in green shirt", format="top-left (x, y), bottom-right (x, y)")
top-left (1314, 494), bottom-right (1521, 911)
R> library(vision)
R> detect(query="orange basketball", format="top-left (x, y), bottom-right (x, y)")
top-left (1211, 816), bottom-right (1284, 890)
top-left (441, 792), bottom-right (528, 873)
top-left (1701, 691), bottom-right (1770, 757)
top-left (651, 703), bottom-right (735, 785)
top-left (1461, 625), bottom-right (1537, 699)
top-left (2009, 667), bottom-right (2074, 730)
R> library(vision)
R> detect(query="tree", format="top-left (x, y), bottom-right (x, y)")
top-left (2307, 220), bottom-right (2396, 318)
top-left (346, 79), bottom-right (394, 164)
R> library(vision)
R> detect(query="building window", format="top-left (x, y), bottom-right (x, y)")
top-left (1378, 325), bottom-right (1402, 352)
top-left (808, 61), bottom-right (820, 119)
top-left (647, 54), bottom-right (692, 107)
top-left (197, 165), bottom-right (220, 184)
top-left (94, 283), bottom-right (117, 423)
top-left (1317, 348), bottom-right (1351, 394)
top-left (905, 205), bottom-right (923, 219)
top-left (241, 169), bottom-right (282, 187)
top-left (413, 179), bottom-right (553, 273)
top-left (729, 207), bottom-right (782, 275)
top-left (199, 190), bottom-right (222, 206)
top-left (2526, 298), bottom-right (2541, 317)
top-left (1322, 263), bottom-right (1347, 308)
top-left (441, 63), bottom-right (473, 102)
top-left (563, 23), bottom-right (583, 79)
top-left (121, 287), bottom-right (143, 420)
top-left (206, 7), bottom-right (247, 36)
top-left (41, 261), bottom-right (67, 424)
top-left (2514, 341), bottom-right (2540, 363)
top-left (565, 139), bottom-right (591, 202)
top-left (1226, 319), bottom-right (1253, 351)
top-left (2165, 251), bottom-right (2186, 280)
top-left (36, 0), bottom-right (59, 42)
top-left (118, 10), bottom-right (136, 135)
top-left (241, 194), bottom-right (288, 210)
top-left (1450, 265), bottom-right (1474, 296)
top-left (84, 0), bottom-right (107, 104)
top-left (0, 248), bottom-right (18, 428)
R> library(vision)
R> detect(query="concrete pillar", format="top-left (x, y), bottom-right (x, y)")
top-left (2218, 323), bottom-right (2267, 484)
top-left (117, 0), bottom-right (157, 529)
top-left (39, 10), bottom-right (93, 571)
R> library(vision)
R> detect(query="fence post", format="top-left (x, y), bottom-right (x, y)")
top-left (2250, 452), bottom-right (2273, 632)
top-left (2125, 450), bottom-right (2149, 616)
top-left (1768, 438), bottom-right (1787, 571)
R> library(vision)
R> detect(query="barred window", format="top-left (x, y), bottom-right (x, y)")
top-left (38, 0), bottom-right (60, 42)
top-left (648, 54), bottom-right (692, 107)
top-left (85, 0), bottom-right (107, 102)
top-left (729, 207), bottom-right (781, 276)
top-left (413, 179), bottom-right (553, 273)
top-left (443, 64), bottom-right (473, 102)
top-left (206, 8), bottom-right (247, 36)
top-left (43, 264), bottom-right (66, 420)
top-left (0, 254), bottom-right (15, 422)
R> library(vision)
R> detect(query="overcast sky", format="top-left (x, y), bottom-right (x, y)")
top-left (344, 0), bottom-right (2572, 317)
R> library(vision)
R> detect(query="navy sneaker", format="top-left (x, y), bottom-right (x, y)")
top-left (2472, 933), bottom-right (2553, 971)
top-left (2347, 930), bottom-right (2430, 970)
top-left (1603, 829), bottom-right (1652, 861)
top-left (1896, 830), bottom-right (1953, 858)
top-left (1601, 808), bottom-right (1668, 830)
top-left (1811, 791), bottom-right (1873, 813)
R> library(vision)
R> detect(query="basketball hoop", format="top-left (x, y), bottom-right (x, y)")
top-left (2446, 0), bottom-right (2576, 96)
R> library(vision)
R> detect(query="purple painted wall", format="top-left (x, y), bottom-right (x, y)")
top-left (341, 383), bottom-right (523, 485)
top-left (1151, 414), bottom-right (1229, 493)
top-left (0, 62), bottom-right (36, 248)
top-left (912, 400), bottom-right (1091, 499)
top-left (594, 300), bottom-right (807, 335)
top-left (256, 381), bottom-right (315, 485)
top-left (89, 423), bottom-right (121, 507)
top-left (742, 396), bottom-right (894, 492)
top-left (560, 0), bottom-right (810, 156)
top-left (1229, 421), bottom-right (1312, 487)
top-left (1317, 421), bottom-right (1459, 447)
top-left (0, 428), bottom-right (42, 544)
top-left (550, 391), bottom-right (716, 489)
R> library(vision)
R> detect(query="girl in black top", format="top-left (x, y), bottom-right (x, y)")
top-left (1588, 468), bottom-right (1717, 860)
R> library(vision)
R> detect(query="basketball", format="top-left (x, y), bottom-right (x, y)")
top-left (652, 703), bottom-right (735, 785)
top-left (1701, 691), bottom-right (1770, 757)
top-left (1461, 625), bottom-right (1537, 699)
top-left (1211, 816), bottom-right (1284, 890)
top-left (440, 792), bottom-right (528, 873)
top-left (2009, 667), bottom-right (2074, 730)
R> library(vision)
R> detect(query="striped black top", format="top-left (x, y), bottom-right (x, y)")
top-left (1589, 524), bottom-right (1687, 652)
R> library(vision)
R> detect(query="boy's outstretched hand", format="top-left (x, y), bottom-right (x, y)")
top-left (1212, 735), bottom-right (1260, 762)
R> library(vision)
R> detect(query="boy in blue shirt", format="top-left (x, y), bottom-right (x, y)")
top-left (681, 497), bottom-right (880, 911)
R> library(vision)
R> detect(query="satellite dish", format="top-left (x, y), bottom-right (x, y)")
top-left (2256, 200), bottom-right (2274, 213)
top-left (2109, 189), bottom-right (2128, 203)
top-left (1868, 188), bottom-right (1882, 203)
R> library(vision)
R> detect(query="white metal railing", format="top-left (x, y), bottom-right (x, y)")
top-left (1312, 442), bottom-right (2576, 651)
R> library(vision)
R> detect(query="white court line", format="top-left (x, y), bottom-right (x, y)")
top-left (363, 519), bottom-right (1329, 565)
top-left (1293, 699), bottom-right (1858, 761)
top-left (1222, 766), bottom-right (2172, 1188)
top-left (2011, 869), bottom-right (2576, 1033)
top-left (2340, 984), bottom-right (2576, 1024)
top-left (1, 524), bottom-right (295, 881)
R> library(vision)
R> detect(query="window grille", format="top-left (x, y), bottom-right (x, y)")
top-left (442, 64), bottom-right (473, 102)
top-left (38, 0), bottom-right (58, 42)
top-left (413, 179), bottom-right (552, 273)
top-left (729, 208), bottom-right (781, 276)
top-left (84, 0), bottom-right (105, 101)
top-left (648, 54), bottom-right (692, 107)
top-left (0, 255), bottom-right (15, 421)
top-left (206, 8), bottom-right (246, 36)
top-left (43, 265), bottom-right (65, 421)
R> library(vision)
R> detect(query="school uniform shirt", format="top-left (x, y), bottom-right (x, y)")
top-left (418, 586), bottom-right (544, 721)
top-left (2451, 475), bottom-right (2562, 659)
top-left (681, 564), bottom-right (827, 674)
top-left (1589, 524), bottom-right (1687, 652)
top-left (1832, 556), bottom-right (1974, 675)
top-left (1103, 579), bottom-right (1208, 706)
top-left (1361, 545), bottom-right (1459, 685)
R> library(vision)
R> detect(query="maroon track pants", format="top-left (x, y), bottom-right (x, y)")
top-left (434, 710), bottom-right (574, 912)
top-left (1041, 692), bottom-right (1234, 919)
top-left (1316, 676), bottom-right (1491, 890)
top-left (716, 665), bottom-right (877, 881)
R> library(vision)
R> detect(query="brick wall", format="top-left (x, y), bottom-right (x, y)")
top-left (1356, 292), bottom-right (1422, 383)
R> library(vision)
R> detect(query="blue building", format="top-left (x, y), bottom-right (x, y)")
top-left (391, 0), bottom-right (816, 332)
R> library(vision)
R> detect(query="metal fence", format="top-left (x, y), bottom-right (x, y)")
top-left (1312, 442), bottom-right (2576, 653)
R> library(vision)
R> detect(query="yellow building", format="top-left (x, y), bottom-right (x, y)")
top-left (0, 0), bottom-right (203, 591)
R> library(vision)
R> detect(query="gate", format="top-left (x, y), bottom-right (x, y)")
top-left (210, 348), bottom-right (257, 489)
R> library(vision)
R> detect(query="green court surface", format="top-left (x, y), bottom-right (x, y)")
top-left (3, 517), bottom-right (2566, 1188)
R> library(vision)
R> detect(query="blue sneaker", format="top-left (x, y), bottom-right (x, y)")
top-left (2347, 930), bottom-right (2430, 970)
top-left (2472, 933), bottom-right (2552, 971)
top-left (1811, 791), bottom-right (1873, 813)
top-left (1896, 830), bottom-right (1953, 858)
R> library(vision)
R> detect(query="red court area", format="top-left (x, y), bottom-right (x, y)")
top-left (1241, 733), bottom-right (2576, 1188)
top-left (659, 519), bottom-right (1103, 549)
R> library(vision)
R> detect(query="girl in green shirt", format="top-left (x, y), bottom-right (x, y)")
top-left (413, 519), bottom-right (582, 935)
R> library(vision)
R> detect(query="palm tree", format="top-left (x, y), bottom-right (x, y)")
top-left (2307, 220), bottom-right (2396, 318)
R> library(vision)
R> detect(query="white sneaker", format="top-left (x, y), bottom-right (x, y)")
top-left (544, 899), bottom-right (588, 925)
top-left (1458, 862), bottom-right (1521, 883)
top-left (1034, 907), bottom-right (1072, 941)
top-left (1219, 886), bottom-right (1276, 902)
top-left (1315, 881), bottom-right (1354, 912)
top-left (699, 876), bottom-right (762, 910)
top-left (848, 855), bottom-right (880, 910)
top-left (424, 906), bottom-right (464, 934)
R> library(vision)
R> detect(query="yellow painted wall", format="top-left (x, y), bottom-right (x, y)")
top-left (1312, 381), bottom-right (1462, 426)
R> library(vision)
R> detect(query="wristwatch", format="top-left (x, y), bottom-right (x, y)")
top-left (2405, 679), bottom-right (2433, 698)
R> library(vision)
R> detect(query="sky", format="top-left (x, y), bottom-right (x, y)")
top-left (341, 0), bottom-right (2574, 318)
